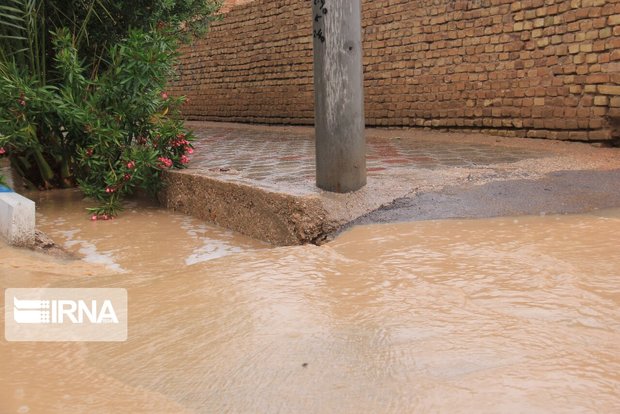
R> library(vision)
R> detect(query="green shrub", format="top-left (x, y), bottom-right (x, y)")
top-left (0, 1), bottom-right (222, 82)
top-left (0, 0), bottom-right (219, 218)
top-left (0, 28), bottom-right (194, 219)
top-left (0, 62), bottom-right (61, 189)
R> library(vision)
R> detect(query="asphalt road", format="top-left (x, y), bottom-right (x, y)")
top-left (348, 169), bottom-right (620, 226)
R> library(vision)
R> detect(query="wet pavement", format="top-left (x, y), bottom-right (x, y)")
top-left (187, 122), bottom-right (544, 192)
top-left (161, 121), bottom-right (620, 245)
top-left (345, 169), bottom-right (620, 230)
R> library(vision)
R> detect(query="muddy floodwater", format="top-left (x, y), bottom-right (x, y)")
top-left (1, 190), bottom-right (619, 413)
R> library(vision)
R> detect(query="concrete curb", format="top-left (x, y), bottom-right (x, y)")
top-left (0, 186), bottom-right (35, 247)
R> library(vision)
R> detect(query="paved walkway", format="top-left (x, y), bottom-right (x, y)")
top-left (187, 122), bottom-right (545, 193)
top-left (160, 121), bottom-right (620, 245)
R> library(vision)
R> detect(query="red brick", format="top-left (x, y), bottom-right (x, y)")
top-left (172, 0), bottom-right (620, 141)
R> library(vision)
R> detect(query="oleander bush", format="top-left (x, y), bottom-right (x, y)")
top-left (0, 0), bottom-right (219, 218)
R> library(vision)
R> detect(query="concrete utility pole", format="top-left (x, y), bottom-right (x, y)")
top-left (312, 0), bottom-right (366, 193)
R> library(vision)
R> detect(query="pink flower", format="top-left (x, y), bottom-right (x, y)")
top-left (185, 147), bottom-right (194, 155)
top-left (91, 215), bottom-right (98, 221)
top-left (102, 214), bottom-right (109, 220)
top-left (124, 173), bottom-right (131, 181)
top-left (105, 187), bottom-right (115, 193)
top-left (126, 161), bottom-right (135, 169)
top-left (161, 92), bottom-right (169, 100)
top-left (0, 147), bottom-right (5, 155)
top-left (170, 136), bottom-right (189, 148)
top-left (157, 156), bottom-right (173, 168)
top-left (180, 155), bottom-right (190, 164)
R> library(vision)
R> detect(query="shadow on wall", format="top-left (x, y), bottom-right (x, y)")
top-left (610, 116), bottom-right (620, 142)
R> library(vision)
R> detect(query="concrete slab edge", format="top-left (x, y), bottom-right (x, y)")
top-left (160, 171), bottom-right (338, 246)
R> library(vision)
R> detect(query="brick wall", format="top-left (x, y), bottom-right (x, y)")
top-left (171, 0), bottom-right (620, 140)
top-left (220, 0), bottom-right (254, 12)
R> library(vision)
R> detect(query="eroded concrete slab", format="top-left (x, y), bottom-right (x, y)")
top-left (160, 122), bottom-right (620, 245)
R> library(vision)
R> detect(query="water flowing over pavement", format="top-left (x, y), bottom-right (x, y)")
top-left (1, 191), bottom-right (619, 413)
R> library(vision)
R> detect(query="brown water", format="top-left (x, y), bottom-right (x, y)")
top-left (1, 191), bottom-right (619, 413)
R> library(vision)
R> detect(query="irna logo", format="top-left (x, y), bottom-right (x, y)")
top-left (13, 297), bottom-right (119, 324)
top-left (5, 288), bottom-right (127, 342)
